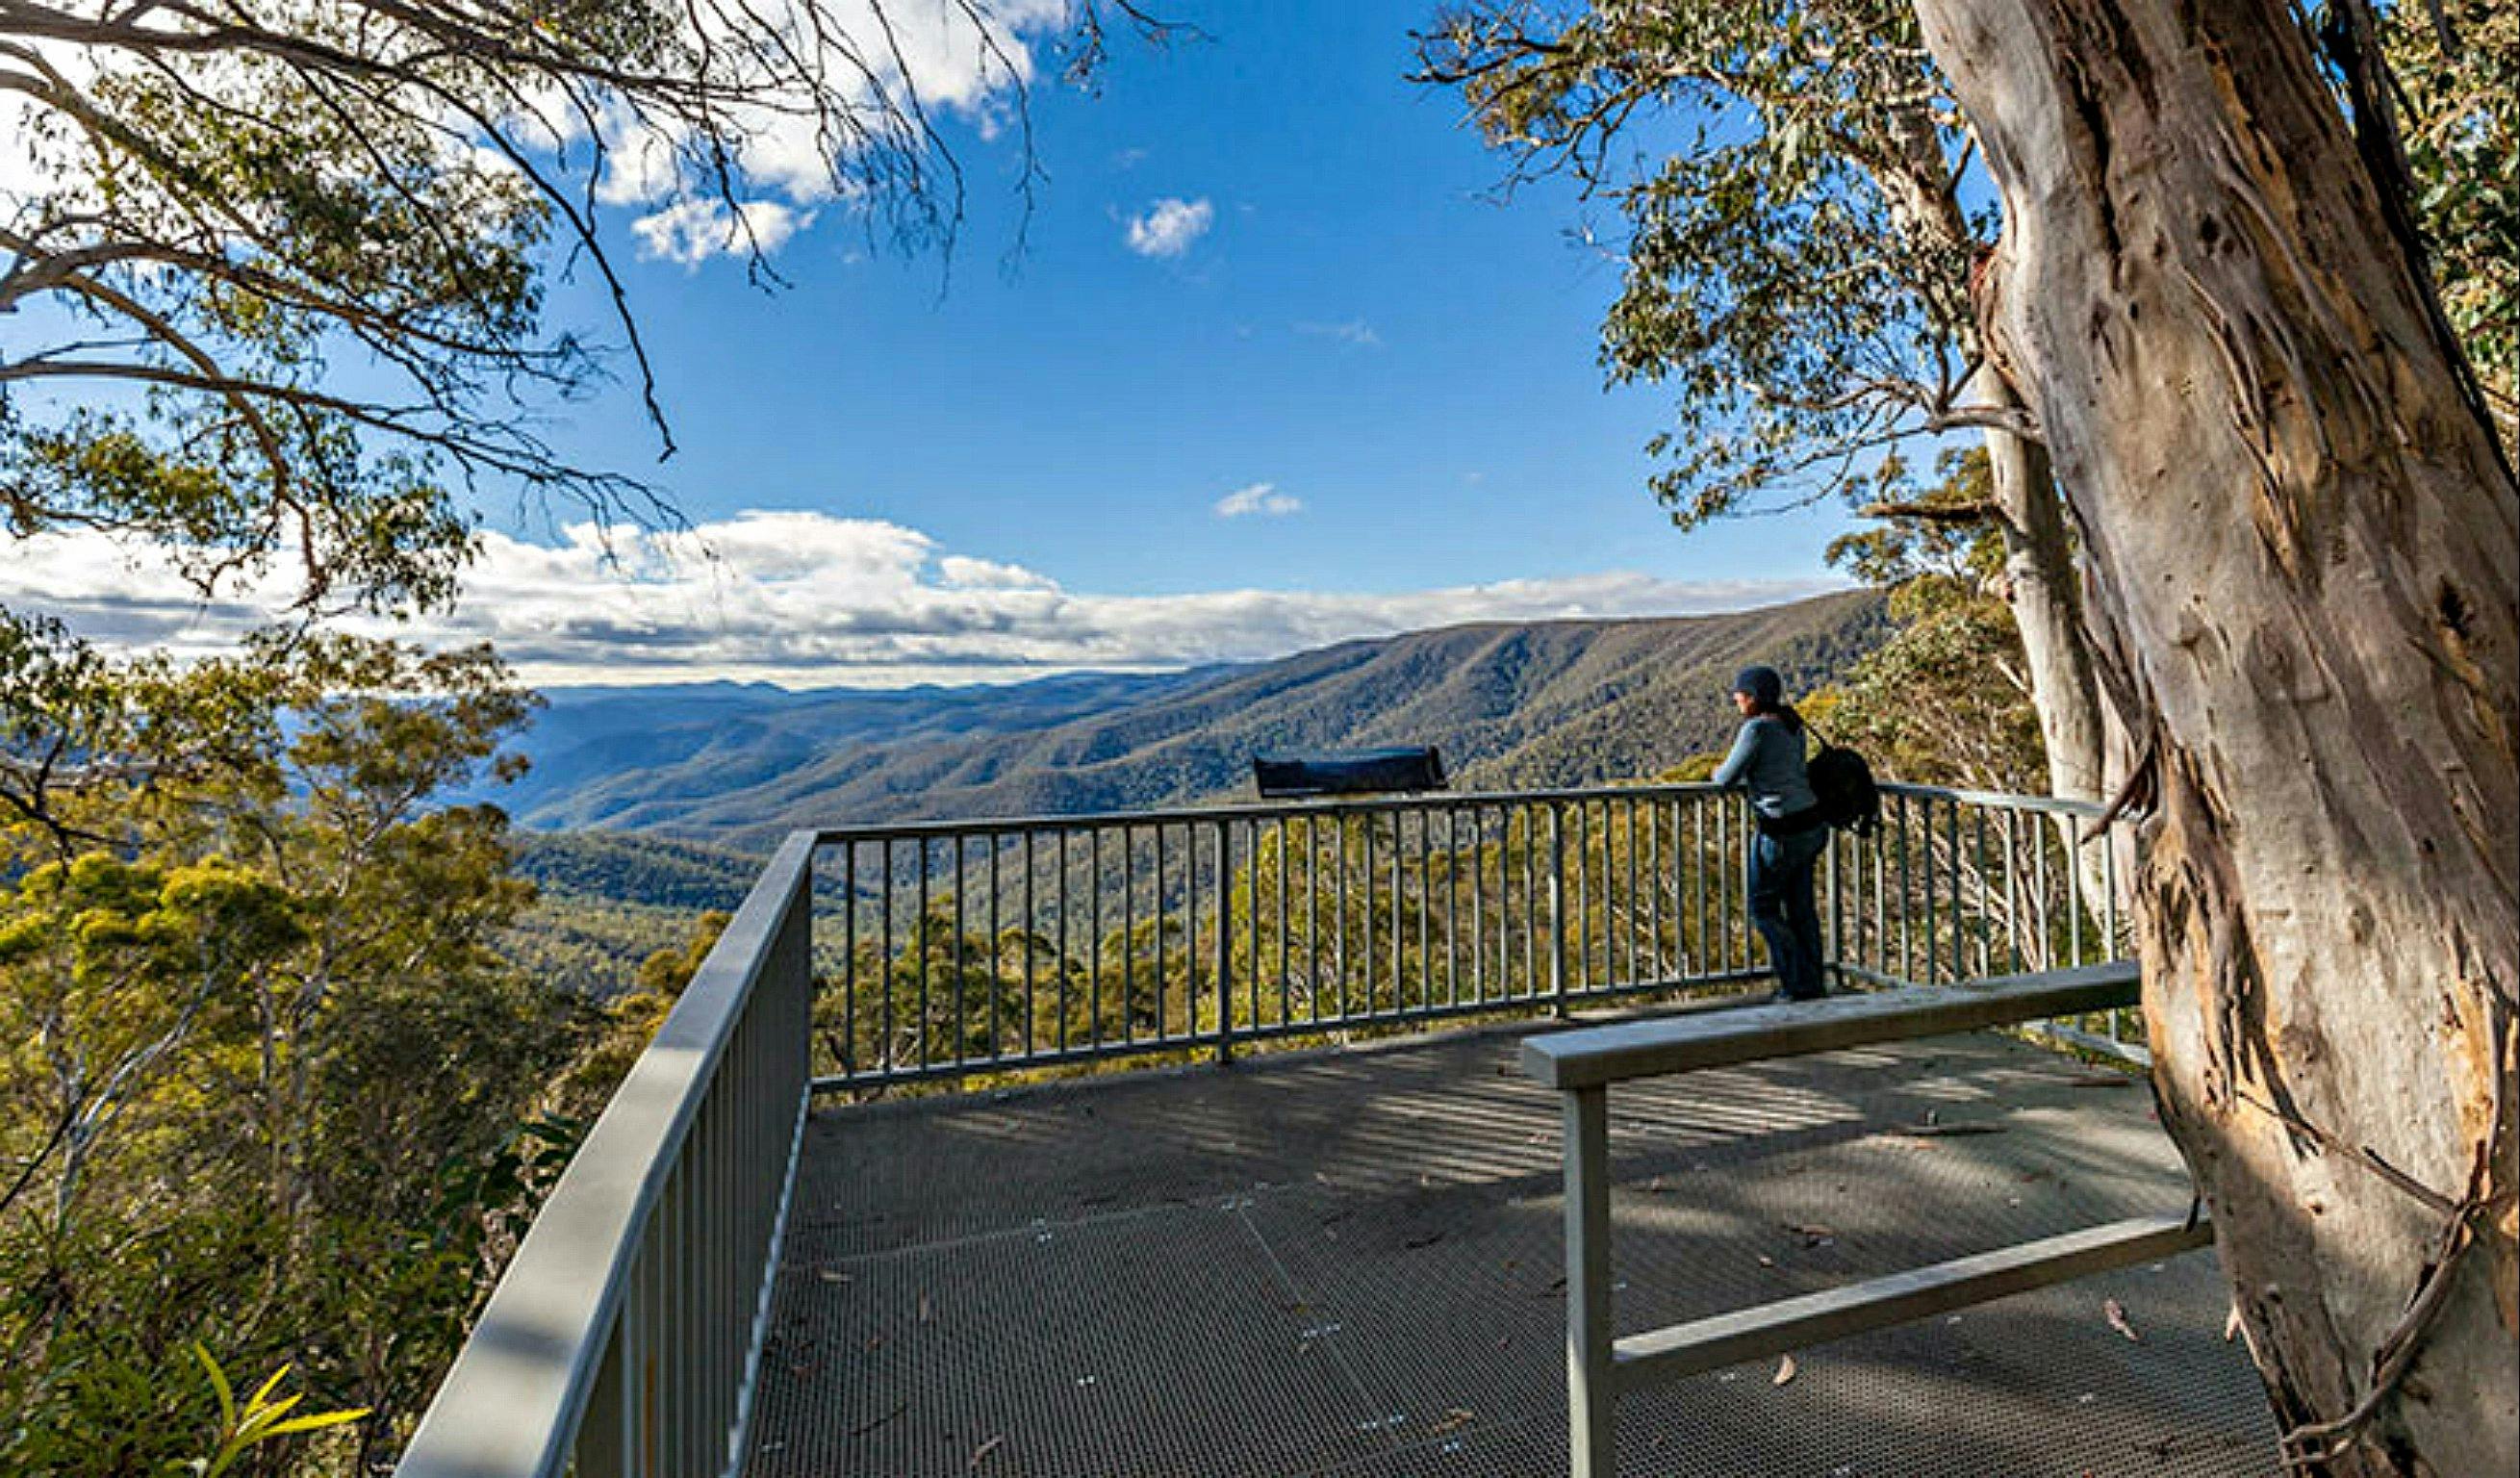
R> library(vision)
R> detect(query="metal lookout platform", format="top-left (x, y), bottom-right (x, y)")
top-left (394, 780), bottom-right (2279, 1477)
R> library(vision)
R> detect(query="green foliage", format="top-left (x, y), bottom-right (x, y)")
top-left (2383, 0), bottom-right (2520, 458)
top-left (1803, 450), bottom-right (2046, 792)
top-left (0, 630), bottom-right (598, 1474)
top-left (1420, 0), bottom-right (1992, 523)
top-left (1, 2), bottom-right (1157, 615)
top-left (178, 1346), bottom-right (369, 1478)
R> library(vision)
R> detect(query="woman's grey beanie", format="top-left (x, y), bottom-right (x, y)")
top-left (1731, 666), bottom-right (1784, 704)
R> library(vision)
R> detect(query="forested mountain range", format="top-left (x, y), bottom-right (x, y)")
top-left (496, 591), bottom-right (1889, 990)
top-left (487, 590), bottom-right (1889, 854)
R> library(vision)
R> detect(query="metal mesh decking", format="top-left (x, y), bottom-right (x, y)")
top-left (748, 1027), bottom-right (2276, 1477)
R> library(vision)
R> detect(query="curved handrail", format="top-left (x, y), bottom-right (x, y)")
top-left (395, 830), bottom-right (817, 1478)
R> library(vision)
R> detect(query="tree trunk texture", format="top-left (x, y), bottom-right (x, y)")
top-left (1874, 95), bottom-right (2121, 814)
top-left (1984, 412), bottom-right (2112, 805)
top-left (1911, 2), bottom-right (2519, 1472)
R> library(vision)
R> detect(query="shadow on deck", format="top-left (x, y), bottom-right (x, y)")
top-left (746, 1024), bottom-right (2277, 1477)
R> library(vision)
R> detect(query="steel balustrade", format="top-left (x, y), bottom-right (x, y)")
top-left (395, 833), bottom-right (818, 1478)
top-left (395, 780), bottom-right (2133, 1474)
top-left (809, 781), bottom-right (2135, 1094)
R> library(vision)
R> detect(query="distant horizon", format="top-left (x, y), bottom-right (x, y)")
top-left (516, 584), bottom-right (1867, 695)
top-left (4, 512), bottom-right (1851, 690)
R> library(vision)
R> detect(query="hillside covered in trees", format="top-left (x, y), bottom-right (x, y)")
top-left (489, 591), bottom-right (1889, 848)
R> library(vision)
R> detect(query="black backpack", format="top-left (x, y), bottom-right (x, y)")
top-left (1803, 725), bottom-right (1881, 836)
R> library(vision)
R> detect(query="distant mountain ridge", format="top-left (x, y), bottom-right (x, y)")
top-left (482, 590), bottom-right (1887, 854)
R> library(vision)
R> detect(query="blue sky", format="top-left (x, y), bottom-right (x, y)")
top-left (544, 5), bottom-right (1854, 578)
top-left (4, 0), bottom-right (1859, 686)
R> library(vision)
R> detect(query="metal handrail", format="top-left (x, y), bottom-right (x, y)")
top-left (812, 779), bottom-right (2135, 1092)
top-left (808, 779), bottom-right (1733, 842)
top-left (395, 831), bottom-right (817, 1478)
top-left (1527, 960), bottom-right (2177, 1477)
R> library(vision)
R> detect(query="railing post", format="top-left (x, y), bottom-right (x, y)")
top-left (1565, 1084), bottom-right (1616, 1477)
top-left (575, 1310), bottom-right (630, 1478)
top-left (1549, 803), bottom-right (1568, 1018)
top-left (1824, 832), bottom-right (1842, 992)
top-left (1213, 819), bottom-right (1235, 1064)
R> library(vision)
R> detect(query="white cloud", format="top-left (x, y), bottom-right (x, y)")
top-left (1295, 319), bottom-right (1383, 348)
top-left (3, 514), bottom-right (1849, 689)
top-left (4, 4), bottom-right (1072, 268)
top-left (631, 198), bottom-right (814, 266)
top-left (1124, 196), bottom-right (1214, 259)
top-left (1213, 482), bottom-right (1304, 520)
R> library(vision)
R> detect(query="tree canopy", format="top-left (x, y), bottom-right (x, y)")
top-left (2, 0), bottom-right (1157, 615)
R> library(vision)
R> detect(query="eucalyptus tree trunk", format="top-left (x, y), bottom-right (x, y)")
top-left (1879, 99), bottom-right (2118, 812)
top-left (1983, 414), bottom-right (2108, 804)
top-left (1911, 2), bottom-right (2520, 1471)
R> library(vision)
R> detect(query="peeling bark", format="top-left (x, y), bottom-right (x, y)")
top-left (1910, 1), bottom-right (2520, 1472)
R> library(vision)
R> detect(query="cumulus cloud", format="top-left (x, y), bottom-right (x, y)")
top-left (1124, 196), bottom-right (1214, 259)
top-left (1213, 483), bottom-right (1304, 519)
top-left (5, 5), bottom-right (1072, 268)
top-left (631, 198), bottom-right (814, 266)
top-left (0, 514), bottom-right (1847, 688)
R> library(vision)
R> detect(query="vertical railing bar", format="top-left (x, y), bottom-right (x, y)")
top-left (1716, 796), bottom-right (1732, 977)
top-left (1055, 831), bottom-right (1071, 1056)
top-left (2102, 824), bottom-right (2121, 962)
top-left (1312, 813), bottom-right (1328, 1023)
top-left (1158, 822), bottom-right (1172, 1041)
top-left (1392, 809), bottom-right (1407, 1018)
top-left (1090, 827), bottom-right (1106, 1053)
top-left (1244, 818), bottom-right (1260, 1037)
top-left (1124, 824), bottom-right (1139, 1046)
top-left (1330, 812), bottom-right (1350, 1018)
top-left (2067, 808), bottom-right (2085, 967)
top-left (1564, 1085), bottom-right (1615, 1478)
top-left (1918, 797), bottom-right (1935, 984)
top-left (1896, 795), bottom-right (1913, 983)
top-left (1947, 798), bottom-right (1965, 984)
top-left (1548, 802), bottom-right (1567, 1015)
top-left (672, 1164), bottom-right (692, 1473)
top-left (1468, 806), bottom-right (1486, 1004)
top-left (1275, 819), bottom-right (1291, 1028)
top-left (1692, 798), bottom-right (1706, 980)
top-left (988, 832), bottom-right (1003, 1058)
top-left (2004, 809), bottom-right (2024, 975)
top-left (719, 1064), bottom-right (735, 1463)
top-left (1446, 806), bottom-right (1463, 1008)
top-left (881, 841), bottom-right (896, 1078)
top-left (1622, 797), bottom-right (1638, 986)
top-left (1647, 795), bottom-right (1663, 979)
top-left (1407, 809), bottom-right (1421, 1018)
top-left (1869, 818), bottom-right (1884, 979)
top-left (1023, 832), bottom-right (1037, 1059)
top-left (1973, 806), bottom-right (1991, 980)
top-left (1825, 828), bottom-right (1842, 992)
top-left (842, 842), bottom-right (856, 1082)
top-left (1212, 821), bottom-right (1232, 1058)
top-left (1519, 804), bottom-right (1532, 1006)
top-left (916, 839), bottom-right (932, 1071)
top-left (1362, 808), bottom-right (1378, 1019)
top-left (953, 835), bottom-right (967, 1065)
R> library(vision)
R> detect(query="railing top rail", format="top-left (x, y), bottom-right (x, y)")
top-left (1519, 960), bottom-right (2141, 1090)
top-left (395, 828), bottom-right (819, 1478)
top-left (808, 781), bottom-right (1724, 843)
top-left (808, 779), bottom-right (2106, 845)
top-left (1877, 779), bottom-right (2110, 818)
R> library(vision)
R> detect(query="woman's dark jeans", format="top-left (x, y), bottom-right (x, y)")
top-left (1748, 826), bottom-right (1830, 1000)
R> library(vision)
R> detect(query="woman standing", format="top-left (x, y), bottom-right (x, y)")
top-left (1711, 666), bottom-right (1830, 1002)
